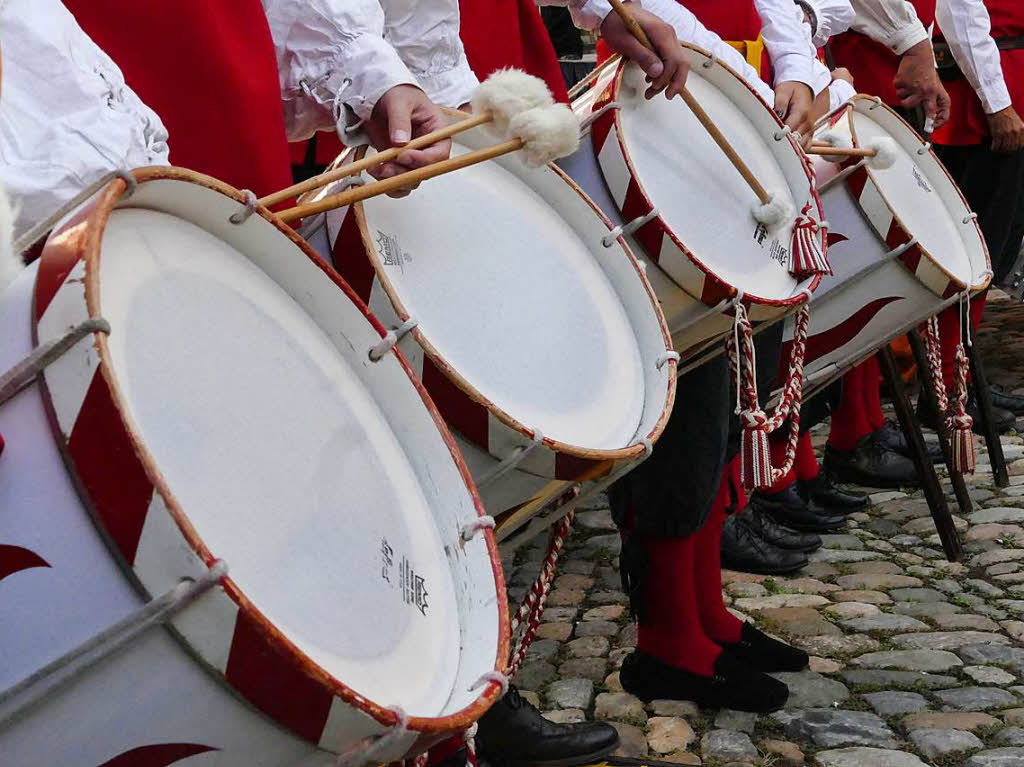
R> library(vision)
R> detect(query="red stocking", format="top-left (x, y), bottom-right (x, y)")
top-left (828, 363), bottom-right (874, 451)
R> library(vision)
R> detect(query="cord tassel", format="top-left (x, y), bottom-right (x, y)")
top-left (948, 342), bottom-right (976, 474)
top-left (789, 203), bottom-right (831, 279)
top-left (740, 409), bottom-right (773, 490)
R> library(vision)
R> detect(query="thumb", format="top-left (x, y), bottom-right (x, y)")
top-left (622, 36), bottom-right (664, 79)
top-left (385, 95), bottom-right (413, 146)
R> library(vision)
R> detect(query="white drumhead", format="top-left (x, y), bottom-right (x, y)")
top-left (98, 208), bottom-right (460, 715)
top-left (359, 143), bottom-right (645, 449)
top-left (616, 61), bottom-right (804, 300)
top-left (850, 108), bottom-right (974, 284)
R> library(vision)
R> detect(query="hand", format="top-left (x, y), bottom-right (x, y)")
top-left (832, 67), bottom-right (854, 87)
top-left (600, 4), bottom-right (689, 100)
top-left (810, 85), bottom-right (833, 128)
top-left (894, 40), bottom-right (951, 129)
top-left (775, 81), bottom-right (815, 147)
top-left (987, 105), bottom-right (1024, 153)
top-left (363, 84), bottom-right (452, 197)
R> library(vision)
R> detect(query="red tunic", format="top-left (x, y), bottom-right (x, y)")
top-left (459, 0), bottom-right (569, 103)
top-left (828, 0), bottom-right (936, 109)
top-left (933, 0), bottom-right (1024, 145)
top-left (63, 0), bottom-right (293, 200)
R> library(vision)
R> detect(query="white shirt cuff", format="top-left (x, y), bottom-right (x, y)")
top-left (887, 22), bottom-right (930, 56)
top-left (980, 79), bottom-right (1012, 115)
top-left (415, 56), bottom-right (480, 109)
top-left (570, 0), bottom-right (613, 31)
top-left (340, 33), bottom-right (420, 120)
top-left (773, 52), bottom-right (822, 95)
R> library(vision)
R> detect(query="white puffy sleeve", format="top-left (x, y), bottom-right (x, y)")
top-left (0, 0), bottom-right (170, 239)
top-left (757, 0), bottom-right (821, 92)
top-left (801, 0), bottom-right (855, 46)
top-left (849, 0), bottom-right (931, 55)
top-left (935, 0), bottom-right (1011, 114)
top-left (263, 0), bottom-right (420, 139)
top-left (380, 0), bottom-right (479, 108)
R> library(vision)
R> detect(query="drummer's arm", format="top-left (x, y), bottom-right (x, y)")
top-left (935, 0), bottom-right (1023, 152)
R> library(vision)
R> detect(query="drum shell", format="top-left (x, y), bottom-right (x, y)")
top-left (1, 170), bottom-right (507, 765)
top-left (0, 266), bottom-right (339, 767)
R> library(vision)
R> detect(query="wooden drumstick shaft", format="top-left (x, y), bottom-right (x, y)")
top-left (278, 137), bottom-right (523, 223)
top-left (258, 111), bottom-right (492, 209)
top-left (806, 145), bottom-right (878, 158)
top-left (607, 0), bottom-right (771, 205)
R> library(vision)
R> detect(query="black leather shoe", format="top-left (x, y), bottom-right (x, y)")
top-left (751, 485), bottom-right (847, 532)
top-left (721, 515), bottom-right (808, 575)
top-left (475, 686), bottom-right (619, 767)
top-left (918, 388), bottom-right (1015, 435)
top-left (823, 435), bottom-right (919, 489)
top-left (870, 419), bottom-right (942, 464)
top-left (797, 471), bottom-right (870, 513)
top-left (619, 649), bottom-right (789, 712)
top-left (739, 506), bottom-right (821, 552)
top-left (990, 384), bottom-right (1024, 416)
top-left (719, 622), bottom-right (809, 672)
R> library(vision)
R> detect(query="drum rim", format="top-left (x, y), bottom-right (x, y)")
top-left (30, 166), bottom-right (509, 745)
top-left (341, 142), bottom-right (677, 480)
top-left (839, 95), bottom-right (992, 296)
top-left (594, 48), bottom-right (824, 308)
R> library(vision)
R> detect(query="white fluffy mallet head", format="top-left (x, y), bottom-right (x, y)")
top-left (752, 190), bottom-right (794, 231)
top-left (0, 184), bottom-right (22, 295)
top-left (865, 137), bottom-right (898, 170)
top-left (509, 104), bottom-right (581, 167)
top-left (472, 68), bottom-right (554, 137)
top-left (816, 130), bottom-right (853, 163)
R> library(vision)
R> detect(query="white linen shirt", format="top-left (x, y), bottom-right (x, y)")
top-left (935, 0), bottom-right (1012, 114)
top-left (0, 0), bottom-right (170, 239)
top-left (265, 0), bottom-right (477, 140)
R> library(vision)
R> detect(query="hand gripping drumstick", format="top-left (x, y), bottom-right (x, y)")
top-left (277, 102), bottom-right (581, 223)
top-left (259, 70), bottom-right (555, 209)
top-left (607, 0), bottom-right (789, 226)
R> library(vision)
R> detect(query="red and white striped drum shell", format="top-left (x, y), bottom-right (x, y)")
top-left (564, 50), bottom-right (825, 371)
top-left (305, 116), bottom-right (677, 528)
top-left (778, 97), bottom-right (991, 395)
top-left (0, 168), bottom-right (507, 766)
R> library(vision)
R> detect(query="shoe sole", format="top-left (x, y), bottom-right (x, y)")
top-left (620, 674), bottom-right (788, 714)
top-left (721, 558), bottom-right (808, 576)
top-left (490, 742), bottom-right (619, 767)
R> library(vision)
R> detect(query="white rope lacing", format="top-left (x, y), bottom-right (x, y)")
top-left (578, 101), bottom-right (621, 132)
top-left (885, 236), bottom-right (918, 259)
top-left (817, 158), bottom-right (867, 195)
top-left (477, 429), bottom-right (545, 488)
top-left (14, 170), bottom-right (136, 256)
top-left (470, 671), bottom-right (509, 697)
top-left (369, 318), bottom-right (419, 362)
top-left (656, 350), bottom-right (680, 370)
top-left (229, 189), bottom-right (258, 225)
top-left (963, 212), bottom-right (979, 224)
top-left (917, 142), bottom-right (932, 156)
top-left (0, 561), bottom-right (227, 728)
top-left (0, 318), bottom-right (111, 407)
top-left (702, 55), bottom-right (718, 69)
top-left (460, 515), bottom-right (496, 543)
top-left (334, 706), bottom-right (410, 767)
top-left (602, 208), bottom-right (659, 247)
top-left (773, 125), bottom-right (794, 142)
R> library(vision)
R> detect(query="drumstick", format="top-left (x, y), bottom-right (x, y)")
top-left (257, 113), bottom-right (492, 209)
top-left (806, 145), bottom-right (878, 158)
top-left (607, 0), bottom-right (771, 207)
top-left (277, 103), bottom-right (580, 224)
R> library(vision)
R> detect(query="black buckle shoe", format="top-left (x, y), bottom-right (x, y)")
top-left (990, 384), bottom-right (1024, 416)
top-left (475, 686), bottom-right (619, 767)
top-left (739, 506), bottom-right (822, 552)
top-left (750, 485), bottom-right (846, 532)
top-left (869, 419), bottom-right (942, 464)
top-left (719, 621), bottom-right (809, 672)
top-left (619, 649), bottom-right (789, 712)
top-left (823, 436), bottom-right (919, 489)
top-left (721, 514), bottom-right (808, 575)
top-left (797, 470), bottom-right (869, 513)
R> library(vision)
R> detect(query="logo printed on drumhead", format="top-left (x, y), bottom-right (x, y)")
top-left (381, 537), bottom-right (429, 615)
top-left (376, 230), bottom-right (412, 271)
top-left (911, 167), bottom-right (933, 194)
top-left (753, 223), bottom-right (790, 268)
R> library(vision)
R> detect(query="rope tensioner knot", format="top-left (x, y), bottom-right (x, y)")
top-left (656, 350), bottom-right (680, 370)
top-left (369, 318), bottom-right (418, 362)
top-left (229, 190), bottom-right (258, 225)
top-left (471, 671), bottom-right (510, 697)
top-left (461, 515), bottom-right (496, 542)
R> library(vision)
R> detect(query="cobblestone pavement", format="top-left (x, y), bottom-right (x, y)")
top-left (499, 294), bottom-right (1024, 767)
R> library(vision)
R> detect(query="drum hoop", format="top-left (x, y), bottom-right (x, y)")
top-left (30, 166), bottom-right (509, 745)
top-left (841, 95), bottom-right (991, 297)
top-left (598, 49), bottom-right (823, 309)
top-left (343, 140), bottom-right (675, 478)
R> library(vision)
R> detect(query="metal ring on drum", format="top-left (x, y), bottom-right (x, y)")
top-left (0, 168), bottom-right (508, 767)
top-left (561, 47), bottom-right (825, 373)
top-left (774, 96), bottom-right (991, 398)
top-left (303, 113), bottom-right (677, 547)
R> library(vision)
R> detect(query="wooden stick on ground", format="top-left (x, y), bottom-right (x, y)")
top-left (278, 137), bottom-right (523, 223)
top-left (607, 0), bottom-right (771, 205)
top-left (259, 111), bottom-right (492, 209)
